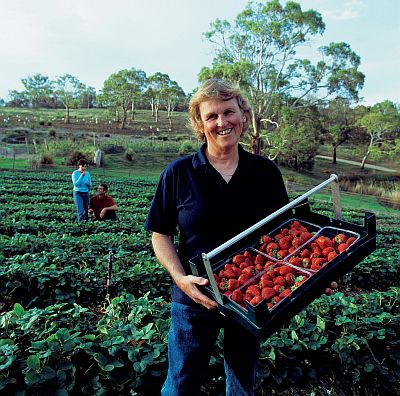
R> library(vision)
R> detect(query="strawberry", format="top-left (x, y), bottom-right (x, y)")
top-left (300, 248), bottom-right (311, 258)
top-left (310, 262), bottom-right (322, 271)
top-left (255, 263), bottom-right (264, 272)
top-left (232, 254), bottom-right (245, 264)
top-left (213, 274), bottom-right (220, 283)
top-left (274, 233), bottom-right (284, 240)
top-left (246, 284), bottom-right (260, 297)
top-left (300, 231), bottom-right (312, 241)
top-left (243, 293), bottom-right (252, 303)
top-left (238, 273), bottom-right (251, 285)
top-left (292, 237), bottom-right (304, 249)
top-left (232, 266), bottom-right (242, 276)
top-left (302, 258), bottom-right (311, 268)
top-left (260, 278), bottom-right (274, 288)
top-left (266, 242), bottom-right (279, 253)
top-left (266, 269), bottom-right (277, 279)
top-left (278, 239), bottom-right (291, 250)
top-left (262, 235), bottom-right (273, 244)
top-left (273, 284), bottom-right (285, 294)
top-left (285, 273), bottom-right (295, 286)
top-left (316, 236), bottom-right (333, 250)
top-left (294, 275), bottom-right (307, 287)
top-left (228, 279), bottom-right (240, 291)
top-left (219, 280), bottom-right (228, 292)
top-left (277, 249), bottom-right (289, 259)
top-left (243, 250), bottom-right (253, 258)
top-left (255, 254), bottom-right (265, 265)
top-left (250, 295), bottom-right (263, 306)
top-left (242, 266), bottom-right (256, 276)
top-left (347, 237), bottom-right (356, 246)
top-left (279, 265), bottom-right (295, 276)
top-left (279, 288), bottom-right (292, 298)
top-left (281, 228), bottom-right (289, 236)
top-left (337, 243), bottom-right (348, 253)
top-left (291, 220), bottom-right (302, 229)
top-left (223, 268), bottom-right (236, 279)
top-left (334, 233), bottom-right (348, 244)
top-left (288, 246), bottom-right (296, 254)
top-left (224, 263), bottom-right (234, 271)
top-left (311, 257), bottom-right (326, 267)
top-left (264, 260), bottom-right (275, 270)
top-left (273, 276), bottom-right (286, 286)
top-left (231, 289), bottom-right (243, 304)
top-left (261, 287), bottom-right (276, 300)
top-left (327, 251), bottom-right (338, 261)
top-left (272, 296), bottom-right (282, 304)
top-left (322, 247), bottom-right (335, 257)
top-left (288, 257), bottom-right (302, 267)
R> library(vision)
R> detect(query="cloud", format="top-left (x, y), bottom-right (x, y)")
top-left (322, 0), bottom-right (366, 21)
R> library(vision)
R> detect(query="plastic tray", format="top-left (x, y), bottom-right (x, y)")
top-left (189, 200), bottom-right (376, 339)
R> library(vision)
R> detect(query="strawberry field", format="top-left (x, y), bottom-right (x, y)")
top-left (1, 170), bottom-right (399, 395)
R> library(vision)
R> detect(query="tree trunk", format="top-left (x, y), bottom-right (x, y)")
top-left (332, 145), bottom-right (337, 164)
top-left (360, 150), bottom-right (370, 169)
top-left (120, 108), bottom-right (127, 129)
top-left (131, 101), bottom-right (135, 121)
top-left (250, 113), bottom-right (262, 155)
top-left (65, 106), bottom-right (70, 124)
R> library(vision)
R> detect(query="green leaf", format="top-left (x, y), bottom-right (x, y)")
top-left (26, 355), bottom-right (41, 371)
top-left (13, 303), bottom-right (25, 318)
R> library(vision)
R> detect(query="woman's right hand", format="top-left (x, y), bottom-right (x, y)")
top-left (176, 274), bottom-right (218, 310)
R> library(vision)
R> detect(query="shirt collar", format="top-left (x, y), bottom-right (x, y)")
top-left (192, 143), bottom-right (247, 170)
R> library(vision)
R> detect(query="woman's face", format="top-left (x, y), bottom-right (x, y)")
top-left (199, 97), bottom-right (244, 154)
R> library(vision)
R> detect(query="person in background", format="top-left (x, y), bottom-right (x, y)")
top-left (145, 78), bottom-right (289, 395)
top-left (71, 159), bottom-right (92, 222)
top-left (89, 183), bottom-right (118, 220)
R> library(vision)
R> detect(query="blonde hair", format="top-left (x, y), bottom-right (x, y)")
top-left (188, 78), bottom-right (252, 141)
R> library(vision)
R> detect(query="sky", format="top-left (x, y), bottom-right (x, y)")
top-left (0, 0), bottom-right (399, 106)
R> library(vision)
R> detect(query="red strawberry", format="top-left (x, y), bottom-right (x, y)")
top-left (238, 273), bottom-right (251, 285)
top-left (300, 248), bottom-right (311, 258)
top-left (260, 278), bottom-right (274, 288)
top-left (273, 284), bottom-right (285, 294)
top-left (337, 243), bottom-right (348, 253)
top-left (347, 237), bottom-right (356, 246)
top-left (302, 257), bottom-right (311, 268)
top-left (246, 284), bottom-right (261, 297)
top-left (262, 235), bottom-right (273, 244)
top-left (316, 236), bottom-right (333, 250)
top-left (300, 231), bottom-right (312, 241)
top-left (219, 280), bottom-right (228, 292)
top-left (279, 288), bottom-right (292, 298)
top-left (223, 269), bottom-right (236, 279)
top-left (242, 266), bottom-right (256, 276)
top-left (292, 237), bottom-right (304, 249)
top-left (288, 257), bottom-right (302, 267)
top-left (228, 279), bottom-right (240, 291)
top-left (327, 251), bottom-right (338, 261)
top-left (322, 247), bottom-right (335, 257)
top-left (277, 249), bottom-right (289, 259)
top-left (261, 287), bottom-right (275, 300)
top-left (232, 254), bottom-right (245, 264)
top-left (266, 242), bottom-right (279, 253)
top-left (231, 289), bottom-right (243, 304)
top-left (250, 295), bottom-right (263, 306)
top-left (273, 276), bottom-right (286, 286)
top-left (278, 239), bottom-right (291, 250)
top-left (254, 254), bottom-right (265, 266)
top-left (285, 273), bottom-right (295, 286)
top-left (279, 265), bottom-right (295, 276)
top-left (334, 233), bottom-right (348, 244)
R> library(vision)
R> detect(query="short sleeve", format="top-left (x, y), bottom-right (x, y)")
top-left (145, 166), bottom-right (178, 236)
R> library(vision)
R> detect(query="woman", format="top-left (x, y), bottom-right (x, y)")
top-left (71, 158), bottom-right (92, 222)
top-left (145, 79), bottom-right (289, 395)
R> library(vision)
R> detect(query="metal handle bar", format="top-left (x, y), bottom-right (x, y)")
top-left (204, 174), bottom-right (338, 261)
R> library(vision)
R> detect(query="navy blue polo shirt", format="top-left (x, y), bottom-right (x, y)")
top-left (145, 144), bottom-right (289, 305)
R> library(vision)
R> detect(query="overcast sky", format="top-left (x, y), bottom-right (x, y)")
top-left (1, 0), bottom-right (399, 106)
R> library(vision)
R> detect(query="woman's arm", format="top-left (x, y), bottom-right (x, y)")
top-left (152, 232), bottom-right (218, 310)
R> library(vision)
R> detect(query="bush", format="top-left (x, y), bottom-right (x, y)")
top-left (66, 151), bottom-right (88, 166)
top-left (126, 150), bottom-right (136, 162)
top-left (40, 153), bottom-right (53, 165)
top-left (48, 129), bottom-right (56, 138)
top-left (178, 141), bottom-right (195, 156)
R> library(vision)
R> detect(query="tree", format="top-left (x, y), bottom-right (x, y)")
top-left (79, 86), bottom-right (97, 109)
top-left (164, 81), bottom-right (186, 127)
top-left (146, 72), bottom-right (172, 123)
top-left (7, 90), bottom-right (30, 107)
top-left (100, 68), bottom-right (146, 129)
top-left (357, 101), bottom-right (400, 169)
top-left (54, 74), bottom-right (84, 123)
top-left (320, 98), bottom-right (355, 164)
top-left (21, 73), bottom-right (53, 108)
top-left (201, 0), bottom-right (365, 154)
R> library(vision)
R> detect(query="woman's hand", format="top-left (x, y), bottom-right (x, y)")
top-left (175, 274), bottom-right (218, 310)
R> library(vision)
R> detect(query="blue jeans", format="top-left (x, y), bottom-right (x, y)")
top-left (161, 302), bottom-right (260, 396)
top-left (73, 191), bottom-right (89, 222)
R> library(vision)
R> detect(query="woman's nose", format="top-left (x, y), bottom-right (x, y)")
top-left (216, 114), bottom-right (226, 127)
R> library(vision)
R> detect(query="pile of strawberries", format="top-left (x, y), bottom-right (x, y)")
top-left (212, 220), bottom-right (358, 310)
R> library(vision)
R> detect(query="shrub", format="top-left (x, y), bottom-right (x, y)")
top-left (66, 151), bottom-right (88, 166)
top-left (40, 153), bottom-right (53, 165)
top-left (178, 141), bottom-right (195, 156)
top-left (48, 129), bottom-right (56, 138)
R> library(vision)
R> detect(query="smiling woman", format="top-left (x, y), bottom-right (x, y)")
top-left (145, 78), bottom-right (289, 395)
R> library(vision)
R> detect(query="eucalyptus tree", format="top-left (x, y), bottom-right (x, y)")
top-left (146, 72), bottom-right (172, 123)
top-left (100, 68), bottom-right (147, 129)
top-left (54, 74), bottom-right (85, 123)
top-left (21, 73), bottom-right (53, 108)
top-left (164, 81), bottom-right (186, 127)
top-left (320, 98), bottom-right (355, 164)
top-left (79, 86), bottom-right (97, 109)
top-left (7, 90), bottom-right (30, 107)
top-left (357, 101), bottom-right (400, 169)
top-left (200, 0), bottom-right (365, 154)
